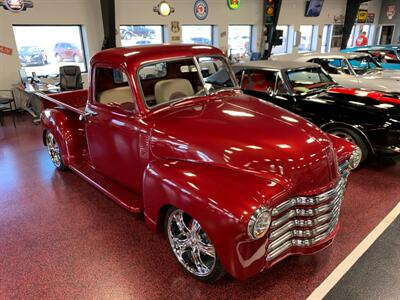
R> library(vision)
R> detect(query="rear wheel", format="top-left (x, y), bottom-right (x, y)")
top-left (165, 207), bottom-right (225, 282)
top-left (326, 126), bottom-right (370, 165)
top-left (45, 131), bottom-right (67, 171)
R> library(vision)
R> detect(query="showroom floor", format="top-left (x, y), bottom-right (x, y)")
top-left (1, 113), bottom-right (399, 300)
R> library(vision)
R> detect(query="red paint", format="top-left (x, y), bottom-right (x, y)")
top-left (39, 45), bottom-right (355, 280)
top-left (328, 87), bottom-right (400, 105)
top-left (0, 45), bottom-right (12, 55)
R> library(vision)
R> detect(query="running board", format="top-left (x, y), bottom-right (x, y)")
top-left (69, 163), bottom-right (143, 213)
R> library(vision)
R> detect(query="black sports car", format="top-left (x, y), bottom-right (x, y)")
top-left (232, 60), bottom-right (400, 165)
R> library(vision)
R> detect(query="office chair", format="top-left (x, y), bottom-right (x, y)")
top-left (60, 65), bottom-right (83, 91)
top-left (0, 89), bottom-right (17, 128)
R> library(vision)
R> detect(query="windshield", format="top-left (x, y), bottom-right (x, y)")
top-left (286, 67), bottom-right (335, 95)
top-left (347, 56), bottom-right (381, 75)
top-left (138, 55), bottom-right (237, 108)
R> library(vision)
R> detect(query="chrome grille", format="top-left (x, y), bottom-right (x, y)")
top-left (266, 161), bottom-right (349, 261)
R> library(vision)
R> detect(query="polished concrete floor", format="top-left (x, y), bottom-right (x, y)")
top-left (1, 113), bottom-right (400, 300)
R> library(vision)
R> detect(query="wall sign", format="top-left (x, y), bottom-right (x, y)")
top-left (1, 0), bottom-right (33, 12)
top-left (367, 13), bottom-right (375, 24)
top-left (153, 1), bottom-right (175, 16)
top-left (227, 0), bottom-right (240, 10)
top-left (387, 5), bottom-right (396, 20)
top-left (356, 9), bottom-right (368, 23)
top-left (0, 45), bottom-right (13, 55)
top-left (171, 21), bottom-right (180, 33)
top-left (194, 0), bottom-right (208, 20)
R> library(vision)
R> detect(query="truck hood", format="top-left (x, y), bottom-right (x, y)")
top-left (149, 92), bottom-right (343, 195)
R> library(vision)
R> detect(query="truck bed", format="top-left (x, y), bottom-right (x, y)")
top-left (39, 89), bottom-right (88, 114)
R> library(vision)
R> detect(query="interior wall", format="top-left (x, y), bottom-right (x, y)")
top-left (115, 0), bottom-right (264, 53)
top-left (0, 0), bottom-right (103, 90)
top-left (276, 0), bottom-right (382, 55)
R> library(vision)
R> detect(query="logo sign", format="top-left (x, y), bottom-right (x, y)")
top-left (5, 0), bottom-right (24, 12)
top-left (387, 5), bottom-right (396, 20)
top-left (227, 0), bottom-right (240, 10)
top-left (171, 21), bottom-right (180, 34)
top-left (0, 45), bottom-right (13, 55)
top-left (356, 9), bottom-right (368, 23)
top-left (194, 0), bottom-right (208, 20)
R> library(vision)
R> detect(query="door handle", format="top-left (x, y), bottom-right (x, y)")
top-left (79, 109), bottom-right (98, 121)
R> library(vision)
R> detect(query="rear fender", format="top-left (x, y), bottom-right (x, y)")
top-left (41, 109), bottom-right (85, 166)
top-left (142, 159), bottom-right (287, 279)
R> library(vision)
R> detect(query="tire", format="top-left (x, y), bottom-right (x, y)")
top-left (326, 126), bottom-right (370, 166)
top-left (73, 54), bottom-right (80, 63)
top-left (56, 54), bottom-right (62, 62)
top-left (45, 131), bottom-right (68, 171)
top-left (164, 207), bottom-right (225, 282)
top-left (125, 32), bottom-right (132, 40)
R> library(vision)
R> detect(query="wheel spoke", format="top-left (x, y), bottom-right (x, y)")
top-left (173, 211), bottom-right (190, 234)
top-left (197, 241), bottom-right (215, 258)
top-left (173, 237), bottom-right (191, 253)
top-left (191, 248), bottom-right (209, 274)
top-left (191, 219), bottom-right (201, 234)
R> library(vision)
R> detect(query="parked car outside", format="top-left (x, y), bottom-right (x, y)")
top-left (38, 44), bottom-right (357, 282)
top-left (233, 60), bottom-right (400, 163)
top-left (53, 42), bottom-right (83, 63)
top-left (190, 37), bottom-right (211, 45)
top-left (121, 25), bottom-right (155, 40)
top-left (341, 45), bottom-right (400, 70)
top-left (293, 52), bottom-right (400, 94)
top-left (18, 46), bottom-right (48, 66)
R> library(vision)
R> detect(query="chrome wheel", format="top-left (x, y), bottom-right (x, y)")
top-left (167, 209), bottom-right (216, 277)
top-left (46, 132), bottom-right (62, 168)
top-left (330, 130), bottom-right (356, 144)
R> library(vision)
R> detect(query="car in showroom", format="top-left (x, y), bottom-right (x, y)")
top-left (53, 42), bottom-right (83, 63)
top-left (341, 45), bottom-right (400, 70)
top-left (38, 44), bottom-right (358, 282)
top-left (232, 60), bottom-right (400, 164)
top-left (294, 52), bottom-right (400, 94)
top-left (18, 45), bottom-right (48, 66)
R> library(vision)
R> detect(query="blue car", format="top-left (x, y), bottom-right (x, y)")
top-left (341, 45), bottom-right (400, 70)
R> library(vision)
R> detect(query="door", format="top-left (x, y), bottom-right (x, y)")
top-left (63, 43), bottom-right (74, 59)
top-left (85, 65), bottom-right (142, 192)
top-left (378, 25), bottom-right (394, 45)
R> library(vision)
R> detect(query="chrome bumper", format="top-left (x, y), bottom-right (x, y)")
top-left (266, 162), bottom-right (349, 261)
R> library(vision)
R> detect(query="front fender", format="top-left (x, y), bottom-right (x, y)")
top-left (41, 109), bottom-right (85, 166)
top-left (142, 159), bottom-right (287, 279)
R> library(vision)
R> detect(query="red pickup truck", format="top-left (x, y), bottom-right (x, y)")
top-left (39, 45), bottom-right (359, 282)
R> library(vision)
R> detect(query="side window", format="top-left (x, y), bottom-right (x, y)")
top-left (312, 58), bottom-right (350, 75)
top-left (94, 67), bottom-right (135, 111)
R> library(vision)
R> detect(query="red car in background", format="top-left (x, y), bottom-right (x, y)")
top-left (53, 42), bottom-right (83, 63)
top-left (39, 45), bottom-right (359, 282)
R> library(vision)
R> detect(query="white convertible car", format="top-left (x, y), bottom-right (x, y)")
top-left (291, 53), bottom-right (400, 94)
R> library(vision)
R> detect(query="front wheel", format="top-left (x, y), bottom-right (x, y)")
top-left (326, 127), bottom-right (370, 167)
top-left (46, 131), bottom-right (67, 171)
top-left (165, 207), bottom-right (225, 282)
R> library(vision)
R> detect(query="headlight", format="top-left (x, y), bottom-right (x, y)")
top-left (248, 206), bottom-right (271, 239)
top-left (349, 146), bottom-right (362, 170)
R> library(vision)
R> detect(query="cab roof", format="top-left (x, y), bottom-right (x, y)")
top-left (232, 60), bottom-right (320, 71)
top-left (296, 52), bottom-right (370, 61)
top-left (91, 44), bottom-right (224, 69)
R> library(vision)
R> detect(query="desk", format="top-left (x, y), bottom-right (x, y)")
top-left (16, 83), bottom-right (60, 124)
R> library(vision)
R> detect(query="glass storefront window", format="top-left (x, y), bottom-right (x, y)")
top-left (182, 26), bottom-right (212, 45)
top-left (299, 25), bottom-right (315, 52)
top-left (12, 25), bottom-right (87, 77)
top-left (228, 25), bottom-right (252, 57)
top-left (272, 25), bottom-right (289, 55)
top-left (120, 25), bottom-right (163, 46)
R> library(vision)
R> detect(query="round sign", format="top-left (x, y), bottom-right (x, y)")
top-left (228, 0), bottom-right (240, 10)
top-left (194, 0), bottom-right (208, 20)
top-left (5, 0), bottom-right (25, 12)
